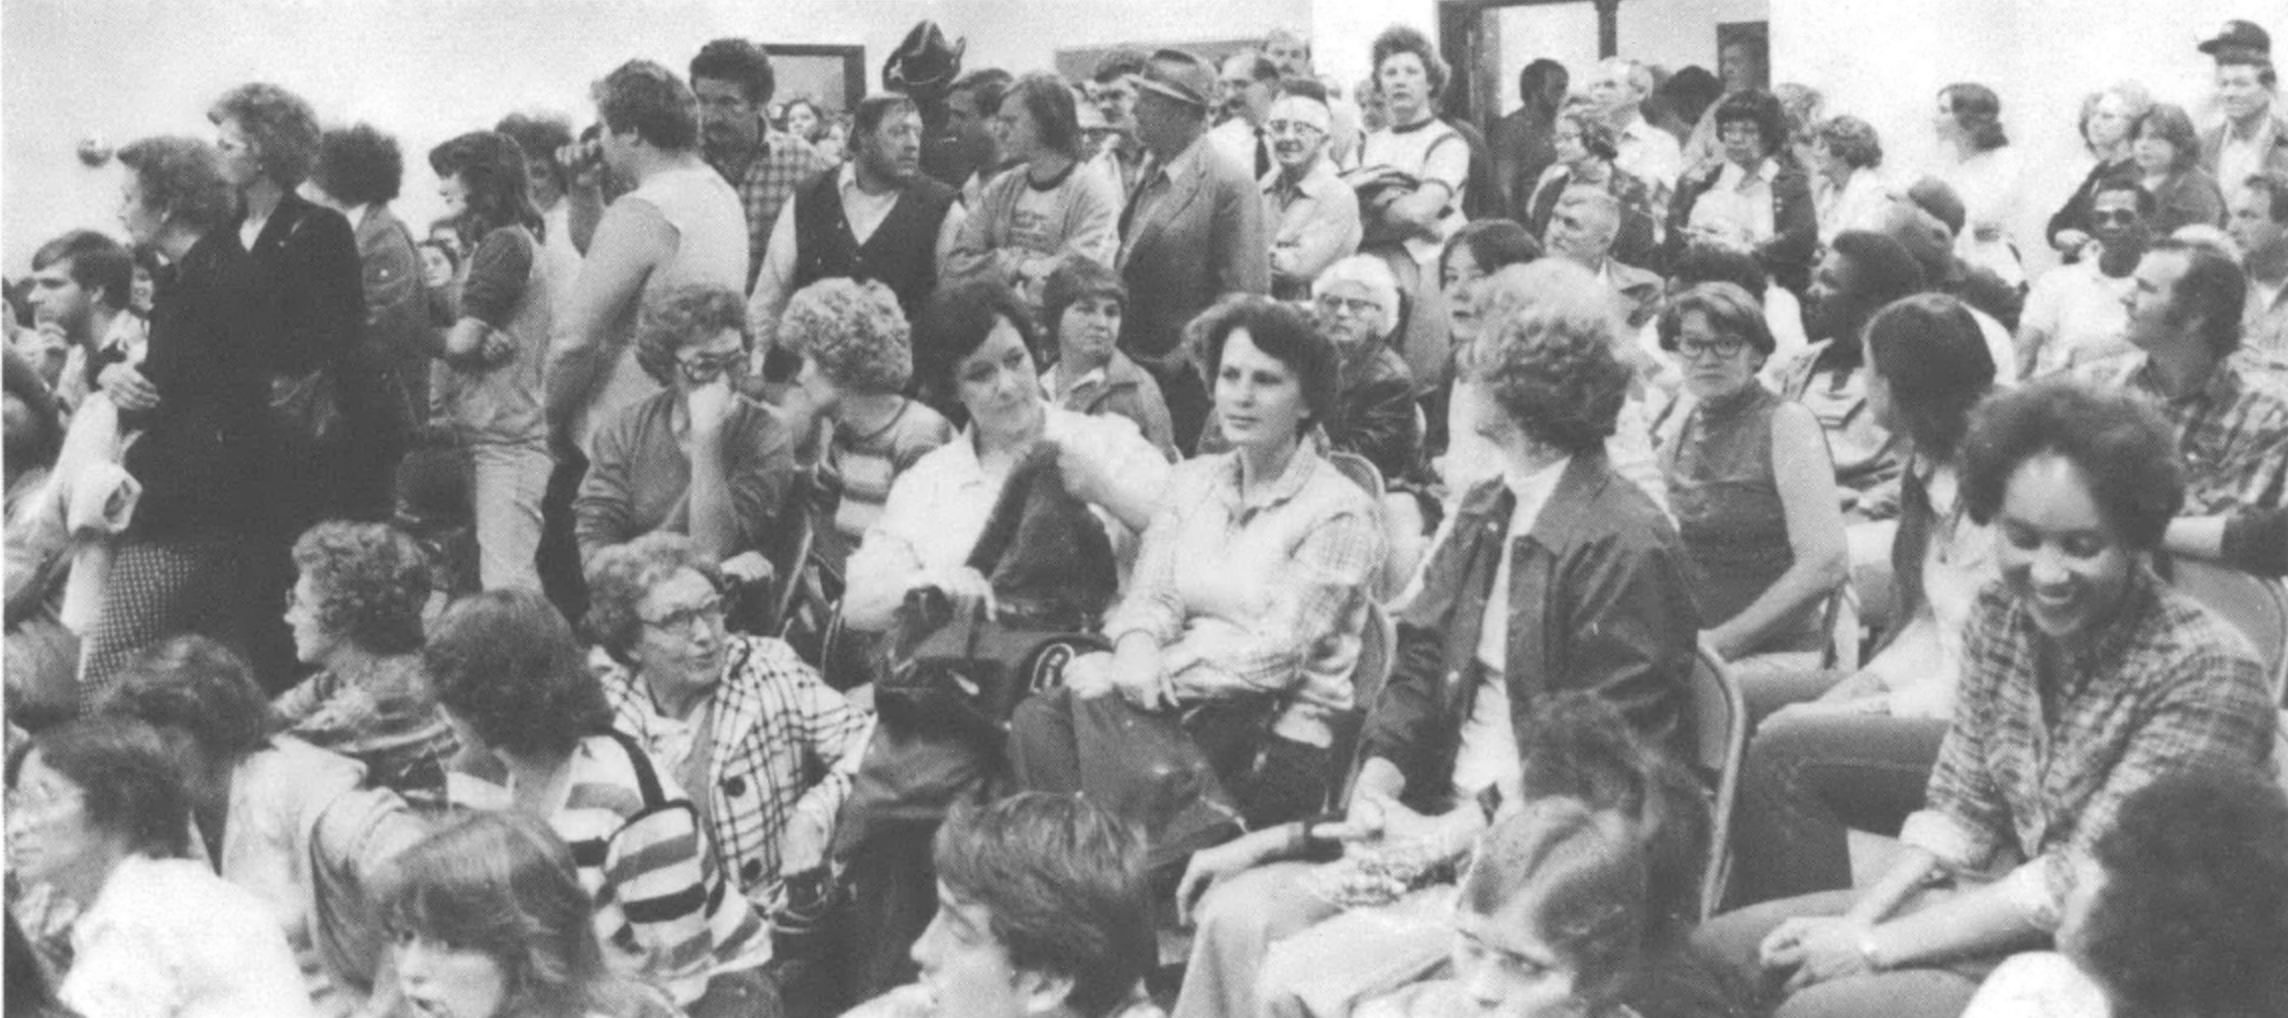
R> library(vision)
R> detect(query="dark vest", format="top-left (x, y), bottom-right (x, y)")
top-left (791, 172), bottom-right (959, 322)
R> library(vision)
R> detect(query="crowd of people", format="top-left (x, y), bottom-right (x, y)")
top-left (6, 11), bottom-right (2288, 1018)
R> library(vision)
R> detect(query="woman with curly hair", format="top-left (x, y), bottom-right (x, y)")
top-left (778, 277), bottom-right (954, 570)
top-left (1358, 25), bottom-right (1472, 394)
top-left (1667, 89), bottom-right (1819, 294)
top-left (305, 123), bottom-right (431, 434)
top-left (424, 588), bottom-right (773, 1014)
top-left (270, 520), bottom-right (455, 808)
top-left (2046, 82), bottom-right (2151, 259)
top-left (1698, 380), bottom-right (2276, 1018)
top-left (1807, 115), bottom-right (1895, 245)
top-left (378, 811), bottom-right (681, 1018)
top-left (1523, 108), bottom-right (1662, 269)
top-left (573, 283), bottom-right (795, 577)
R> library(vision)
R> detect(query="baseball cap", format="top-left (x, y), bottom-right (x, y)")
top-left (2198, 19), bottom-right (2271, 56)
top-left (1128, 49), bottom-right (1214, 109)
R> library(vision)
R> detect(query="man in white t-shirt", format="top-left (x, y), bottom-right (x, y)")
top-left (1588, 58), bottom-right (1683, 211)
top-left (2019, 180), bottom-right (2148, 376)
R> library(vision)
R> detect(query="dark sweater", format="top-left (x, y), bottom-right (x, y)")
top-left (122, 232), bottom-right (278, 539)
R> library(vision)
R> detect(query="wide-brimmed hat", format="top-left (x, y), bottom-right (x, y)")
top-left (884, 20), bottom-right (966, 93)
top-left (1128, 49), bottom-right (1214, 110)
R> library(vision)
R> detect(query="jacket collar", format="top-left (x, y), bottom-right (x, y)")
top-left (1454, 449), bottom-right (1614, 551)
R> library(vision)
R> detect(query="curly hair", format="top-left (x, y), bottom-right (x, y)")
top-left (1557, 108), bottom-right (1620, 163)
top-left (424, 588), bottom-right (611, 760)
top-left (1190, 293), bottom-right (1340, 431)
top-left (1940, 82), bottom-right (2008, 152)
top-left (1371, 25), bottom-right (1449, 100)
top-left (97, 635), bottom-right (273, 766)
top-left (292, 520), bottom-right (432, 656)
top-left (593, 60), bottom-right (700, 152)
top-left (1459, 797), bottom-right (1647, 1012)
top-left (583, 533), bottom-right (723, 659)
top-left (8, 718), bottom-right (191, 860)
top-left (207, 82), bottom-right (322, 187)
top-left (2132, 103), bottom-right (2204, 174)
top-left (1039, 255), bottom-right (1128, 347)
top-left (2072, 768), bottom-right (2288, 1018)
top-left (1774, 82), bottom-right (1826, 142)
top-left (1467, 261), bottom-right (1629, 455)
top-left (915, 278), bottom-right (1044, 398)
top-left (431, 130), bottom-right (546, 249)
top-left (1711, 89), bottom-right (1788, 160)
top-left (115, 136), bottom-right (237, 233)
top-left (1312, 254), bottom-right (1402, 333)
top-left (311, 123), bottom-right (404, 207)
top-left (780, 278), bottom-right (912, 394)
top-left (1862, 293), bottom-right (1993, 461)
top-left (634, 284), bottom-right (750, 386)
top-left (1657, 281), bottom-right (1775, 359)
top-left (2077, 82), bottom-right (2152, 153)
top-left (1812, 115), bottom-right (1883, 170)
top-left (1960, 379), bottom-right (2183, 552)
top-left (690, 38), bottom-right (777, 106)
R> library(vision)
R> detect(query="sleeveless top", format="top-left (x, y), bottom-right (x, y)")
top-left (580, 164), bottom-right (750, 447)
top-left (1660, 383), bottom-right (1824, 653)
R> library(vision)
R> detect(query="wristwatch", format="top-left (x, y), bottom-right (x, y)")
top-left (1856, 929), bottom-right (1887, 973)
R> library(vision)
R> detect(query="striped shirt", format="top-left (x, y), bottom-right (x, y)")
top-left (812, 399), bottom-right (955, 569)
top-left (714, 131), bottom-right (834, 292)
top-left (2082, 352), bottom-right (2288, 513)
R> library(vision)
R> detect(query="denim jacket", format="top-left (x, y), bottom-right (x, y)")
top-left (1359, 452), bottom-right (1698, 809)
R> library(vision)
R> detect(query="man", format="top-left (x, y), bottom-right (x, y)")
top-left (1087, 49), bottom-right (1151, 198)
top-left (748, 93), bottom-right (966, 371)
top-left (1588, 57), bottom-right (1683, 211)
top-left (841, 793), bottom-right (1156, 1018)
top-left (1117, 48), bottom-right (1270, 453)
top-left (1490, 59), bottom-right (1568, 222)
top-left (944, 68), bottom-right (1015, 204)
top-left (1262, 79), bottom-right (1361, 300)
top-left (884, 20), bottom-right (971, 191)
top-left (1545, 186), bottom-right (1662, 329)
top-left (25, 229), bottom-right (141, 412)
top-left (546, 59), bottom-right (749, 457)
top-left (2233, 171), bottom-right (2288, 357)
top-left (2083, 237), bottom-right (2288, 514)
top-left (1263, 27), bottom-right (1312, 79)
top-left (1775, 231), bottom-right (1926, 513)
top-left (2017, 180), bottom-right (2150, 376)
top-left (1210, 50), bottom-right (1280, 179)
top-left (2202, 53), bottom-right (2288, 195)
top-left (691, 39), bottom-right (833, 294)
top-left (1261, 26), bottom-right (1363, 169)
top-left (2199, 18), bottom-right (2272, 64)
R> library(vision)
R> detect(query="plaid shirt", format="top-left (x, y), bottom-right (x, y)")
top-left (2085, 352), bottom-right (2288, 513)
top-left (1899, 570), bottom-right (2276, 928)
top-left (1106, 450), bottom-right (1386, 747)
top-left (713, 130), bottom-right (833, 292)
top-left (603, 635), bottom-right (874, 907)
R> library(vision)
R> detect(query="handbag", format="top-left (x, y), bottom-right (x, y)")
top-left (876, 588), bottom-right (1109, 741)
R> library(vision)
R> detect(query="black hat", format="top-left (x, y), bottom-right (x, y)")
top-left (885, 21), bottom-right (966, 93)
top-left (2198, 19), bottom-right (2271, 57)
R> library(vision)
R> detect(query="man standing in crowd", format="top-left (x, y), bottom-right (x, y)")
top-left (1210, 50), bottom-right (1280, 179)
top-left (25, 230), bottom-right (141, 411)
top-left (2199, 19), bottom-right (2272, 66)
top-left (944, 68), bottom-right (1014, 203)
top-left (1544, 186), bottom-right (1661, 329)
top-left (1262, 80), bottom-right (1361, 301)
top-left (691, 38), bottom-right (833, 294)
top-left (1491, 59), bottom-right (1568, 221)
top-left (2234, 171), bottom-right (2288, 357)
top-left (2203, 51), bottom-right (2288, 193)
top-left (1260, 25), bottom-right (1362, 168)
top-left (1589, 57), bottom-right (1683, 211)
top-left (1088, 49), bottom-right (1151, 198)
top-left (495, 113), bottom-right (586, 310)
top-left (1116, 48), bottom-right (1270, 453)
top-left (748, 93), bottom-right (966, 365)
top-left (2017, 179), bottom-right (2148, 376)
top-left (2087, 237), bottom-right (2288, 514)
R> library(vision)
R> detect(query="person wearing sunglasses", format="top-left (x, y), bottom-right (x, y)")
top-left (575, 283), bottom-right (795, 583)
top-left (1262, 79), bottom-right (1362, 302)
top-left (2017, 178), bottom-right (2149, 377)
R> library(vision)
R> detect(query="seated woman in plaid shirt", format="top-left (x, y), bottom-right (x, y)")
top-left (1695, 380), bottom-right (2278, 1018)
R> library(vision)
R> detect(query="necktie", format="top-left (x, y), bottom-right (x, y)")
top-left (1256, 130), bottom-right (1272, 178)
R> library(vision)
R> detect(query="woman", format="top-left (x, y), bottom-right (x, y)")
top-left (2130, 104), bottom-right (2227, 237)
top-left (1037, 256), bottom-right (1175, 458)
top-left (1654, 283), bottom-right (1847, 685)
top-left (305, 123), bottom-right (430, 439)
top-left (1695, 380), bottom-right (2277, 1018)
top-left (947, 73), bottom-right (1121, 307)
top-left (2046, 82), bottom-right (2151, 259)
top-left (1728, 296), bottom-right (2000, 903)
top-left (7, 718), bottom-right (313, 1018)
top-left (378, 811), bottom-right (680, 1018)
top-left (1358, 25), bottom-right (1469, 394)
top-left (782, 97), bottom-right (827, 146)
top-left (425, 130), bottom-right (557, 593)
top-left (843, 280), bottom-right (1167, 634)
top-left (5, 349), bottom-right (74, 725)
top-left (79, 137), bottom-right (276, 695)
top-left (1035, 294), bottom-right (1384, 827)
top-left (1667, 90), bottom-right (1818, 295)
top-left (584, 533), bottom-right (873, 908)
top-left (1932, 83), bottom-right (2026, 289)
top-left (573, 283), bottom-right (796, 573)
top-left (1807, 115), bottom-right (1894, 245)
top-left (1524, 109), bottom-right (1662, 270)
top-left (1311, 256), bottom-right (1423, 480)
top-left (1438, 219), bottom-right (1540, 355)
top-left (423, 588), bottom-right (774, 1014)
top-left (778, 278), bottom-right (956, 571)
top-left (270, 521), bottom-right (456, 809)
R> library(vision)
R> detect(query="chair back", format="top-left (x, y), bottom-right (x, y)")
top-left (1327, 450), bottom-right (1386, 502)
top-left (1684, 645), bottom-right (1746, 921)
top-left (1326, 601), bottom-right (1399, 809)
top-left (2169, 557), bottom-right (2288, 704)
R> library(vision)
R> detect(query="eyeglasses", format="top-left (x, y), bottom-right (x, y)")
top-left (1675, 335), bottom-right (1750, 360)
top-left (676, 351), bottom-right (745, 384)
top-left (1265, 120), bottom-right (1325, 139)
top-left (641, 597), bottom-right (723, 634)
top-left (2089, 209), bottom-right (2140, 225)
top-left (1316, 294), bottom-right (1381, 317)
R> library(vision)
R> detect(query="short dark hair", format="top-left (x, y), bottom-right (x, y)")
top-left (2247, 171), bottom-right (2288, 224)
top-left (208, 82), bottom-right (323, 187)
top-left (1040, 256), bottom-right (1127, 344)
top-left (1190, 294), bottom-right (1340, 431)
top-left (1960, 379), bottom-right (2184, 552)
top-left (1830, 230), bottom-right (1928, 306)
top-left (98, 635), bottom-right (273, 766)
top-left (292, 520), bottom-right (433, 656)
top-left (2215, 51), bottom-right (2280, 89)
top-left (933, 793), bottom-right (1151, 1018)
top-left (950, 68), bottom-right (1015, 116)
top-left (1371, 25), bottom-right (1450, 100)
top-left (9, 718), bottom-right (190, 859)
top-left (1007, 72), bottom-right (1082, 157)
top-left (1442, 219), bottom-right (1542, 278)
top-left (2149, 237), bottom-right (2248, 356)
top-left (1657, 282), bottom-right (1775, 358)
top-left (494, 112), bottom-right (575, 193)
top-left (430, 130), bottom-right (547, 248)
top-left (1811, 115), bottom-right (1883, 170)
top-left (690, 38), bottom-right (776, 106)
top-left (915, 278), bottom-right (1044, 396)
top-left (311, 123), bottom-right (405, 207)
top-left (1670, 242), bottom-right (1769, 296)
top-left (116, 136), bottom-right (237, 233)
top-left (2091, 177), bottom-right (2158, 218)
top-left (1223, 49), bottom-right (1280, 85)
top-left (1091, 48), bottom-right (1149, 85)
top-left (851, 92), bottom-right (920, 141)
top-left (1520, 59), bottom-right (1568, 102)
top-left (592, 60), bottom-right (700, 151)
top-left (1862, 294), bottom-right (1994, 461)
top-left (1711, 89), bottom-right (1788, 158)
top-left (424, 589), bottom-right (612, 759)
top-left (1940, 82), bottom-right (2008, 152)
top-left (30, 230), bottom-right (132, 311)
top-left (2132, 104), bottom-right (2204, 174)
top-left (2075, 769), bottom-right (2288, 1018)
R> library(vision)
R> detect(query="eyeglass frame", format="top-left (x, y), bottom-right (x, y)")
top-left (640, 595), bottom-right (725, 635)
top-left (1673, 334), bottom-right (1752, 361)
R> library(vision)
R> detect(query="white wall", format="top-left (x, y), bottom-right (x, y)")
top-left (1489, 0), bottom-right (1768, 117)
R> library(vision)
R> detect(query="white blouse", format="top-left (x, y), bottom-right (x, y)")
top-left (62, 855), bottom-right (316, 1018)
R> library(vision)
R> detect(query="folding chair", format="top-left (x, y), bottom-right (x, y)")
top-left (1326, 450), bottom-right (1386, 501)
top-left (1685, 644), bottom-right (1747, 921)
top-left (1325, 601), bottom-right (1399, 810)
top-left (2167, 556), bottom-right (2288, 704)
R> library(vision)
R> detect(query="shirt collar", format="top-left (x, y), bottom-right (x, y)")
top-left (1213, 443), bottom-right (1321, 513)
top-left (1716, 158), bottom-right (1777, 187)
top-left (2129, 353), bottom-right (2244, 408)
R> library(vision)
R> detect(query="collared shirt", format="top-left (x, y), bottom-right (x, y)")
top-left (62, 856), bottom-right (316, 1018)
top-left (2083, 352), bottom-right (2288, 513)
top-left (711, 129), bottom-right (833, 291)
top-left (1899, 571), bottom-right (2275, 927)
top-left (1262, 156), bottom-right (1364, 299)
top-left (1689, 157), bottom-right (1778, 243)
top-left (2218, 115), bottom-right (2281, 201)
top-left (2246, 273), bottom-right (2288, 361)
top-left (748, 164), bottom-right (970, 345)
top-left (1105, 448), bottom-right (1385, 747)
top-left (1814, 168), bottom-right (1897, 245)
top-left (601, 634), bottom-right (875, 905)
top-left (54, 310), bottom-right (148, 412)
top-left (1209, 116), bottom-right (1271, 178)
